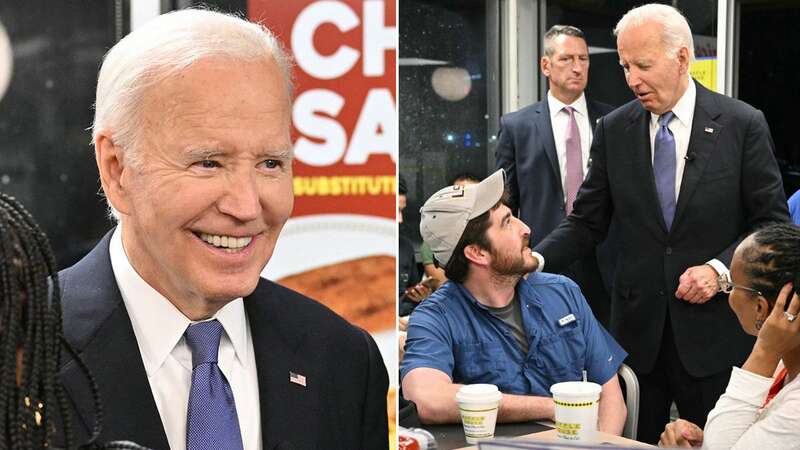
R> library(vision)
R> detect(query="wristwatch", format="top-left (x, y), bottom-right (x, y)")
top-left (716, 271), bottom-right (730, 292)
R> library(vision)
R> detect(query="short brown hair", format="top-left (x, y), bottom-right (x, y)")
top-left (543, 25), bottom-right (585, 57)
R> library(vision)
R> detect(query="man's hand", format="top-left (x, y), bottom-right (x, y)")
top-left (529, 250), bottom-right (541, 273)
top-left (404, 283), bottom-right (432, 303)
top-left (398, 316), bottom-right (409, 332)
top-left (658, 419), bottom-right (704, 448)
top-left (675, 265), bottom-right (719, 303)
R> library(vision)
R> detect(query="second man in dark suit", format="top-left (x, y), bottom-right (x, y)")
top-left (495, 25), bottom-right (614, 325)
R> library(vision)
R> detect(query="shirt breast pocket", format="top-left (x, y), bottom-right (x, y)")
top-left (535, 322), bottom-right (585, 380)
top-left (453, 341), bottom-right (507, 383)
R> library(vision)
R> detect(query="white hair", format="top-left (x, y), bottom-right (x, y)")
top-left (92, 8), bottom-right (293, 219)
top-left (93, 8), bottom-right (293, 162)
top-left (614, 3), bottom-right (695, 62)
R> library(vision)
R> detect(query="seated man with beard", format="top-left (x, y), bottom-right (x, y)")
top-left (400, 169), bottom-right (627, 433)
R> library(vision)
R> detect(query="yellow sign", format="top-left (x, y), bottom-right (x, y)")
top-left (690, 58), bottom-right (717, 92)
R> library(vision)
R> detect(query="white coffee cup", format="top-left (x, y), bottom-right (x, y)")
top-left (550, 381), bottom-right (602, 442)
top-left (455, 384), bottom-right (502, 444)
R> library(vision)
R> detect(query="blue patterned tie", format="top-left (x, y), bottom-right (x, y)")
top-left (185, 320), bottom-right (244, 450)
top-left (653, 111), bottom-right (676, 230)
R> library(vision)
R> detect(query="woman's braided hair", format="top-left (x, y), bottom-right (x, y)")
top-left (0, 194), bottom-right (150, 450)
top-left (740, 222), bottom-right (800, 306)
top-left (0, 193), bottom-right (73, 449)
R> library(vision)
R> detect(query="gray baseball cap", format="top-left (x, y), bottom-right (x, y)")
top-left (419, 169), bottom-right (506, 267)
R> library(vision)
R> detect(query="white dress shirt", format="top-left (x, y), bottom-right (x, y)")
top-left (109, 226), bottom-right (262, 450)
top-left (703, 364), bottom-right (800, 450)
top-left (548, 91), bottom-right (594, 202)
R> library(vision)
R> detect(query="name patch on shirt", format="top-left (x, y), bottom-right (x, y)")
top-left (558, 314), bottom-right (576, 327)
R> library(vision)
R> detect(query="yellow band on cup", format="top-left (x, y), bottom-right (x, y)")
top-left (459, 407), bottom-right (498, 413)
top-left (553, 399), bottom-right (598, 408)
top-left (465, 432), bottom-right (494, 438)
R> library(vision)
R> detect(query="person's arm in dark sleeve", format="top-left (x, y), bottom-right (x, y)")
top-left (712, 108), bottom-right (789, 267)
top-left (536, 117), bottom-right (613, 272)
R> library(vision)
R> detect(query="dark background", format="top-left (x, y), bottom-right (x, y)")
top-left (737, 0), bottom-right (799, 197)
top-left (399, 0), bottom-right (490, 239)
top-left (0, 1), bottom-right (120, 268)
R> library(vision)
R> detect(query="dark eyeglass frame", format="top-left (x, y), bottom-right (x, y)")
top-left (719, 278), bottom-right (763, 297)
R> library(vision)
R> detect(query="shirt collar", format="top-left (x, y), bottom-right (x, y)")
top-left (109, 226), bottom-right (249, 376)
top-left (455, 276), bottom-right (544, 311)
top-left (455, 282), bottom-right (491, 311)
top-left (650, 77), bottom-right (695, 128)
top-left (517, 275), bottom-right (544, 308)
top-left (548, 91), bottom-right (588, 119)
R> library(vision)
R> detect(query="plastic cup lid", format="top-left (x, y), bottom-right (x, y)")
top-left (456, 383), bottom-right (502, 404)
top-left (550, 381), bottom-right (602, 398)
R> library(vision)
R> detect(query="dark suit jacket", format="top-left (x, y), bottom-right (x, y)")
top-left (58, 230), bottom-right (389, 450)
top-left (495, 97), bottom-right (615, 324)
top-left (537, 81), bottom-right (790, 377)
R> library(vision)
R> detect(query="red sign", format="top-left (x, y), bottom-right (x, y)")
top-left (249, 0), bottom-right (397, 219)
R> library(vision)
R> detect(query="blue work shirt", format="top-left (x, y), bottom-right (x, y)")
top-left (789, 189), bottom-right (800, 225)
top-left (400, 272), bottom-right (627, 396)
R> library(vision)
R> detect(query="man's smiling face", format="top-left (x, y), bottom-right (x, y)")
top-left (116, 57), bottom-right (293, 315)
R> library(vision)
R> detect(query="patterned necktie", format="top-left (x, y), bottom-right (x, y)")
top-left (185, 320), bottom-right (244, 450)
top-left (564, 106), bottom-right (583, 215)
top-left (653, 111), bottom-right (676, 230)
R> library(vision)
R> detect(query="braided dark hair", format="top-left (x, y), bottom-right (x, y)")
top-left (740, 222), bottom-right (800, 306)
top-left (0, 194), bottom-right (149, 450)
top-left (0, 193), bottom-right (72, 449)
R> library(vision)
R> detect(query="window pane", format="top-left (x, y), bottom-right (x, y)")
top-left (399, 0), bottom-right (495, 242)
top-left (0, 2), bottom-right (118, 268)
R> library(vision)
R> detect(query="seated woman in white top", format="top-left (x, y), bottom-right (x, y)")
top-left (658, 222), bottom-right (800, 449)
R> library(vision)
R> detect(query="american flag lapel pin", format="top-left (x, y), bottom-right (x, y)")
top-left (704, 127), bottom-right (714, 133)
top-left (289, 371), bottom-right (307, 387)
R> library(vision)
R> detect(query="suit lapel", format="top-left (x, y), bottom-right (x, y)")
top-left (626, 105), bottom-right (670, 233)
top-left (587, 100), bottom-right (604, 170)
top-left (533, 101), bottom-right (563, 195)
top-left (246, 281), bottom-right (320, 449)
top-left (673, 82), bottom-right (722, 227)
top-left (587, 100), bottom-right (603, 129)
top-left (59, 230), bottom-right (169, 449)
